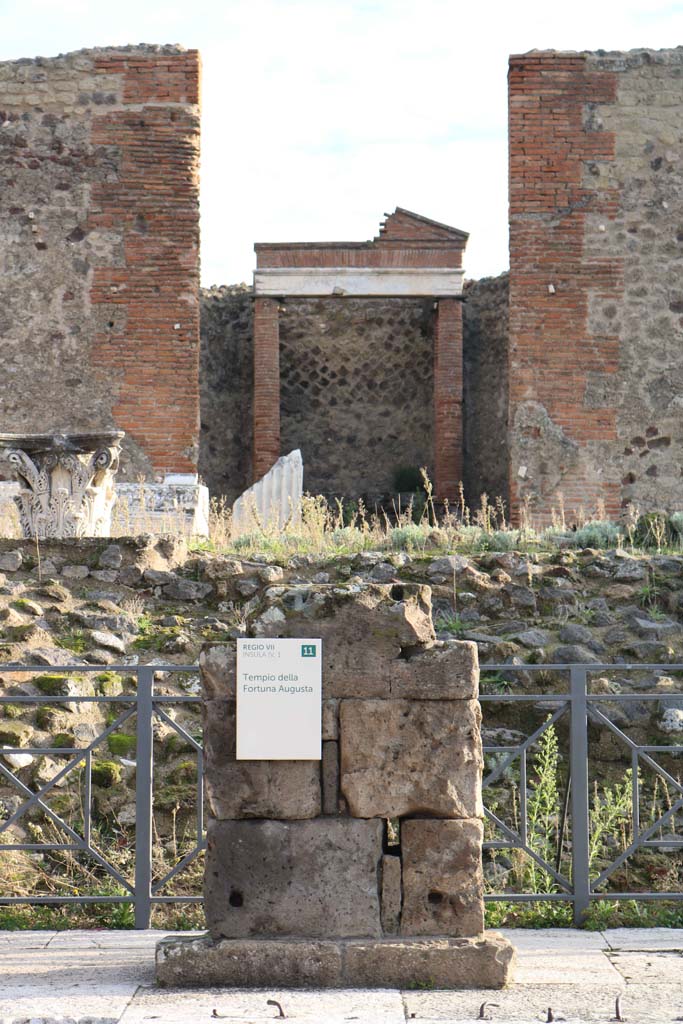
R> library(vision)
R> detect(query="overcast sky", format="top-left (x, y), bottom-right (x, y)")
top-left (2, 0), bottom-right (683, 286)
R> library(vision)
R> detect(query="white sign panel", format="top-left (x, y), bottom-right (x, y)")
top-left (236, 638), bottom-right (322, 760)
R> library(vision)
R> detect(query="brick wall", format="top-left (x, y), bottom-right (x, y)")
top-left (0, 46), bottom-right (200, 479)
top-left (433, 299), bottom-right (463, 501)
top-left (509, 48), bottom-right (683, 522)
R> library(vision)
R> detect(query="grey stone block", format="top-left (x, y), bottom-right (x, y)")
top-left (400, 819), bottom-right (484, 937)
top-left (321, 740), bottom-right (340, 815)
top-left (322, 698), bottom-right (339, 739)
top-left (343, 934), bottom-right (515, 989)
top-left (205, 818), bottom-right (384, 939)
top-left (256, 583), bottom-right (434, 698)
top-left (200, 643), bottom-right (236, 700)
top-left (390, 640), bottom-right (478, 699)
top-left (156, 933), bottom-right (515, 989)
top-left (380, 854), bottom-right (402, 934)
top-left (156, 935), bottom-right (342, 988)
top-left (203, 699), bottom-right (320, 819)
top-left (340, 699), bottom-right (483, 819)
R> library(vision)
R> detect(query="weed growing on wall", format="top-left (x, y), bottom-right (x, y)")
top-left (484, 721), bottom-right (683, 928)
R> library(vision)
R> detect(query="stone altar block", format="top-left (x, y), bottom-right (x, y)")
top-left (0, 431), bottom-right (124, 539)
top-left (156, 583), bottom-right (515, 989)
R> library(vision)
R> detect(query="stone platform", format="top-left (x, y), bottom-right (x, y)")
top-left (155, 933), bottom-right (514, 989)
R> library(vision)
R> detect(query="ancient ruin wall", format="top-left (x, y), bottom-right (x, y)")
top-left (199, 286), bottom-right (253, 502)
top-left (463, 274), bottom-right (509, 510)
top-left (509, 48), bottom-right (683, 521)
top-left (0, 46), bottom-right (200, 479)
top-left (279, 298), bottom-right (435, 500)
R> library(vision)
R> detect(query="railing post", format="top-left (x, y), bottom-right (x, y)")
top-left (134, 666), bottom-right (155, 929)
top-left (570, 665), bottom-right (591, 926)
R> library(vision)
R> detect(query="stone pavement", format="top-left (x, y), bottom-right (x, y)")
top-left (0, 928), bottom-right (681, 1023)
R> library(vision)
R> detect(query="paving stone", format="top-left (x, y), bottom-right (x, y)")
top-left (131, 978), bottom-right (405, 1021)
top-left (608, 948), bottom-right (683, 983)
top-left (400, 819), bottom-right (484, 937)
top-left (340, 699), bottom-right (483, 818)
top-left (603, 926), bottom-right (683, 950)
top-left (204, 818), bottom-right (384, 940)
top-left (202, 699), bottom-right (320, 819)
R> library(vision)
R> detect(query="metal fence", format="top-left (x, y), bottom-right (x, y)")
top-left (481, 662), bottom-right (683, 924)
top-left (0, 661), bottom-right (682, 928)
top-left (0, 663), bottom-right (203, 928)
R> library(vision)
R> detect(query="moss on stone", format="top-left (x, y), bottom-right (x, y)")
top-left (34, 674), bottom-right (69, 696)
top-left (35, 706), bottom-right (60, 730)
top-left (91, 760), bottom-right (122, 788)
top-left (169, 760), bottom-right (196, 784)
top-left (0, 720), bottom-right (32, 746)
top-left (52, 732), bottom-right (75, 749)
top-left (96, 672), bottom-right (123, 696)
top-left (107, 733), bottom-right (136, 756)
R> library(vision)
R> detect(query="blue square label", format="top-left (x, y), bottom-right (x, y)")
top-left (301, 644), bottom-right (317, 658)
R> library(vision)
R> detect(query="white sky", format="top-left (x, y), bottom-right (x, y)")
top-left (2, 0), bottom-right (683, 286)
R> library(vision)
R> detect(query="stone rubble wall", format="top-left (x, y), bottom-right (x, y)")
top-left (0, 46), bottom-right (201, 480)
top-left (462, 273), bottom-right (510, 509)
top-left (279, 298), bottom-right (435, 499)
top-left (198, 285), bottom-right (253, 503)
top-left (198, 289), bottom-right (436, 502)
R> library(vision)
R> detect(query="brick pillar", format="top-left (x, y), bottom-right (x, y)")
top-left (253, 297), bottom-right (281, 480)
top-left (433, 298), bottom-right (463, 501)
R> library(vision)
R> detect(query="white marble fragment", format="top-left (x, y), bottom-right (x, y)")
top-left (232, 449), bottom-right (303, 539)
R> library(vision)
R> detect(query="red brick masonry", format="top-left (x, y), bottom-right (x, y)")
top-left (90, 51), bottom-right (201, 474)
top-left (508, 52), bottom-right (622, 519)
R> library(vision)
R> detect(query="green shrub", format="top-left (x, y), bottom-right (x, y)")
top-left (631, 512), bottom-right (669, 549)
top-left (571, 520), bottom-right (622, 549)
top-left (668, 511), bottom-right (683, 540)
top-left (392, 466), bottom-right (424, 493)
top-left (55, 629), bottom-right (88, 654)
top-left (388, 525), bottom-right (429, 550)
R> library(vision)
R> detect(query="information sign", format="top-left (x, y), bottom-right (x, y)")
top-left (236, 637), bottom-right (322, 760)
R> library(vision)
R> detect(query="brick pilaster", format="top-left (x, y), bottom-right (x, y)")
top-left (253, 297), bottom-right (281, 480)
top-left (434, 298), bottom-right (463, 501)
